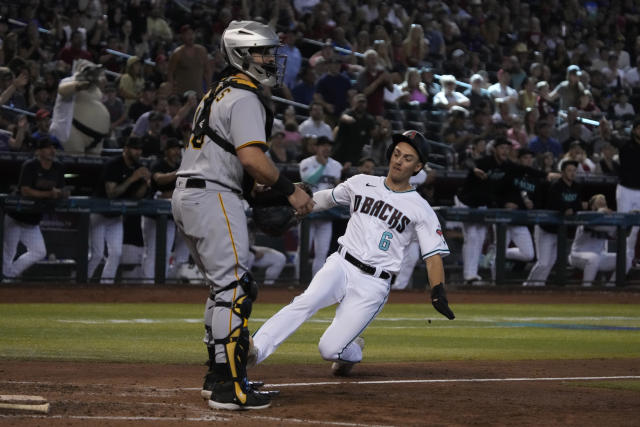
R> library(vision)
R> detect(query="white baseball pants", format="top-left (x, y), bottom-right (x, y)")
top-left (253, 252), bottom-right (391, 365)
top-left (309, 220), bottom-right (332, 276)
top-left (249, 245), bottom-right (286, 285)
top-left (454, 196), bottom-right (487, 281)
top-left (141, 216), bottom-right (189, 281)
top-left (616, 184), bottom-right (640, 274)
top-left (569, 252), bottom-right (616, 286)
top-left (2, 215), bottom-right (47, 278)
top-left (524, 225), bottom-right (557, 286)
top-left (505, 225), bottom-right (535, 262)
top-left (87, 214), bottom-right (123, 284)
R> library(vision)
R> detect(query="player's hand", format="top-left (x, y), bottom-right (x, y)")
top-left (473, 168), bottom-right (487, 180)
top-left (505, 202), bottom-right (518, 209)
top-left (49, 188), bottom-right (63, 199)
top-left (132, 166), bottom-right (150, 181)
top-left (288, 185), bottom-right (314, 216)
top-left (524, 198), bottom-right (534, 209)
top-left (430, 283), bottom-right (455, 320)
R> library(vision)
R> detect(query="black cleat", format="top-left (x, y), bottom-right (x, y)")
top-left (208, 380), bottom-right (271, 411)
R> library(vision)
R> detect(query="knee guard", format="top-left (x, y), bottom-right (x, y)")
top-left (212, 273), bottom-right (258, 385)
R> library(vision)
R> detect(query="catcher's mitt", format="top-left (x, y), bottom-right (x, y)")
top-left (251, 183), bottom-right (312, 236)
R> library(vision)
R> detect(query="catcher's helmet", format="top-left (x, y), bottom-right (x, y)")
top-left (386, 130), bottom-right (430, 175)
top-left (221, 20), bottom-right (286, 87)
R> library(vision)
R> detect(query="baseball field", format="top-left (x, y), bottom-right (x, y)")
top-left (1, 285), bottom-right (639, 426)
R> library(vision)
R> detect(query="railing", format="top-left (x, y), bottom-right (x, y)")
top-left (3, 195), bottom-right (639, 286)
top-left (435, 207), bottom-right (640, 287)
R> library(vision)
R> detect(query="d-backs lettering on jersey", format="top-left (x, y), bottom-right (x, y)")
top-left (331, 174), bottom-right (449, 273)
top-left (352, 195), bottom-right (410, 233)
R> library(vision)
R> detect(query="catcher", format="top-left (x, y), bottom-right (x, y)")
top-left (171, 20), bottom-right (313, 411)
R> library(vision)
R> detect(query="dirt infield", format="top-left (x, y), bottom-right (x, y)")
top-left (1, 286), bottom-right (639, 426)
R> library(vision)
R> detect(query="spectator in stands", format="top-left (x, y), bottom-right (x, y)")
top-left (267, 127), bottom-right (294, 163)
top-left (356, 49), bottom-right (393, 117)
top-left (558, 140), bottom-right (596, 175)
top-left (597, 142), bottom-right (619, 176)
top-left (464, 73), bottom-right (493, 112)
top-left (442, 105), bottom-right (472, 155)
top-left (400, 67), bottom-right (429, 105)
top-left (141, 137), bottom-right (189, 282)
top-left (58, 30), bottom-right (93, 65)
top-left (0, 67), bottom-right (29, 128)
top-left (146, 5), bottom-right (173, 45)
top-left (433, 74), bottom-right (470, 110)
top-left (524, 160), bottom-right (585, 287)
top-left (506, 114), bottom-right (528, 150)
top-left (535, 81), bottom-right (555, 117)
top-left (602, 51), bottom-right (626, 90)
top-left (332, 93), bottom-right (377, 166)
top-left (549, 65), bottom-right (584, 111)
top-left (518, 77), bottom-right (538, 111)
top-left (556, 107), bottom-right (593, 151)
top-left (128, 81), bottom-right (157, 123)
top-left (31, 109), bottom-right (62, 149)
top-left (612, 91), bottom-right (635, 120)
top-left (298, 101), bottom-right (333, 140)
top-left (168, 25), bottom-right (211, 99)
top-left (357, 157), bottom-right (376, 175)
top-left (29, 83), bottom-right (53, 114)
top-left (316, 55), bottom-right (352, 119)
top-left (102, 82), bottom-right (127, 134)
top-left (623, 55), bottom-right (640, 88)
top-left (528, 120), bottom-right (563, 160)
top-left (487, 68), bottom-right (518, 115)
top-left (569, 194), bottom-right (617, 287)
top-left (88, 137), bottom-right (150, 284)
top-left (118, 55), bottom-right (144, 107)
top-left (281, 27), bottom-right (303, 90)
top-left (291, 65), bottom-right (317, 106)
top-left (420, 66), bottom-right (441, 97)
top-left (373, 39), bottom-right (394, 71)
top-left (140, 111), bottom-right (164, 157)
top-left (3, 138), bottom-right (65, 280)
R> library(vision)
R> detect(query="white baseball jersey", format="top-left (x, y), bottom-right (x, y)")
top-left (299, 156), bottom-right (342, 192)
top-left (332, 174), bottom-right (449, 273)
top-left (177, 78), bottom-right (267, 193)
top-left (571, 225), bottom-right (615, 254)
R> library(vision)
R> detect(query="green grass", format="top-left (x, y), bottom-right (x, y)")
top-left (572, 380), bottom-right (640, 392)
top-left (1, 303), bottom-right (639, 364)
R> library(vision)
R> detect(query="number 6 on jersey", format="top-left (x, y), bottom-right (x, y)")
top-left (378, 231), bottom-right (393, 251)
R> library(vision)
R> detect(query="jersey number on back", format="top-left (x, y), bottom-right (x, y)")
top-left (378, 231), bottom-right (393, 251)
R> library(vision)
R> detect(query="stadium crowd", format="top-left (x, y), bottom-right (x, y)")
top-left (2, 0), bottom-right (640, 286)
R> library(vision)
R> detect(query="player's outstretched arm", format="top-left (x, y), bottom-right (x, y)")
top-left (311, 189), bottom-right (338, 213)
top-left (425, 254), bottom-right (455, 320)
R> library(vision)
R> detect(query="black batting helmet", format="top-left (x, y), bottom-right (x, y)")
top-left (386, 130), bottom-right (430, 175)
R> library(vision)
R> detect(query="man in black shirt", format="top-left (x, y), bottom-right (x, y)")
top-left (3, 138), bottom-right (65, 279)
top-left (332, 93), bottom-right (377, 168)
top-left (500, 148), bottom-right (551, 269)
top-left (456, 138), bottom-right (512, 284)
top-left (141, 111), bottom-right (164, 157)
top-left (615, 119), bottom-right (640, 277)
top-left (88, 137), bottom-right (150, 283)
top-left (524, 160), bottom-right (585, 286)
top-left (141, 138), bottom-right (189, 281)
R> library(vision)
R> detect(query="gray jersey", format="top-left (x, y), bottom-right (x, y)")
top-left (177, 78), bottom-right (268, 193)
